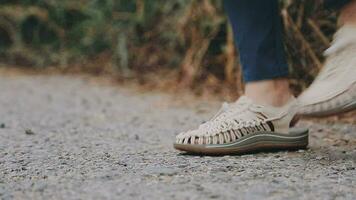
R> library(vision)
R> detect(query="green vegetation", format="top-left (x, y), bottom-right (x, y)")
top-left (0, 0), bottom-right (338, 93)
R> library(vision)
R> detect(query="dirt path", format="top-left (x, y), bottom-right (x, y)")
top-left (0, 74), bottom-right (355, 200)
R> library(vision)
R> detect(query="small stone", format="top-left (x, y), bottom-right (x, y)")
top-left (135, 135), bottom-right (139, 140)
top-left (315, 156), bottom-right (324, 160)
top-left (196, 185), bottom-right (204, 191)
top-left (272, 179), bottom-right (280, 183)
top-left (177, 164), bottom-right (188, 168)
top-left (34, 182), bottom-right (47, 192)
top-left (0, 123), bottom-right (5, 128)
top-left (209, 194), bottom-right (220, 199)
top-left (143, 166), bottom-right (179, 176)
top-left (25, 129), bottom-right (35, 135)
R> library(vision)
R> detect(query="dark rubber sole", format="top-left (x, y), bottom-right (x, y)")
top-left (174, 128), bottom-right (309, 156)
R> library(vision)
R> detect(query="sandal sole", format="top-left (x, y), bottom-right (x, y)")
top-left (300, 99), bottom-right (356, 118)
top-left (299, 83), bottom-right (356, 118)
top-left (174, 128), bottom-right (308, 156)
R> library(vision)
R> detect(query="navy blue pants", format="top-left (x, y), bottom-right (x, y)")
top-left (223, 0), bottom-right (350, 82)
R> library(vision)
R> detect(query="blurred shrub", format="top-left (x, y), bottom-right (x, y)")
top-left (0, 0), bottom-right (337, 93)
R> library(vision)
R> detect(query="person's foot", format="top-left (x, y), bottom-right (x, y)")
top-left (174, 96), bottom-right (308, 155)
top-left (298, 25), bottom-right (356, 117)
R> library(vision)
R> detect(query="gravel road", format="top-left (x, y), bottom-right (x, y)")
top-left (0, 74), bottom-right (355, 200)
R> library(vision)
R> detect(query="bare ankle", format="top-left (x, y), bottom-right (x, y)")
top-left (338, 0), bottom-right (356, 26)
top-left (244, 78), bottom-right (293, 107)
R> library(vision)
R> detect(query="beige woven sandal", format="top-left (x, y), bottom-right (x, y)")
top-left (298, 25), bottom-right (356, 117)
top-left (174, 96), bottom-right (308, 155)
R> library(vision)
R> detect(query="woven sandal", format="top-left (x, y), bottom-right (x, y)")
top-left (298, 25), bottom-right (356, 117)
top-left (174, 96), bottom-right (308, 155)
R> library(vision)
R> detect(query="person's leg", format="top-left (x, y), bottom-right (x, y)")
top-left (223, 0), bottom-right (292, 107)
top-left (174, 0), bottom-right (309, 155)
top-left (298, 0), bottom-right (356, 117)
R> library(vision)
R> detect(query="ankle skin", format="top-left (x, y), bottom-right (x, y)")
top-left (245, 78), bottom-right (293, 107)
top-left (339, 0), bottom-right (356, 26)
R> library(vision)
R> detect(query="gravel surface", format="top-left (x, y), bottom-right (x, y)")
top-left (0, 74), bottom-right (355, 200)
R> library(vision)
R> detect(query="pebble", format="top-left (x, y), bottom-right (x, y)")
top-left (143, 166), bottom-right (179, 176)
top-left (25, 129), bottom-right (35, 135)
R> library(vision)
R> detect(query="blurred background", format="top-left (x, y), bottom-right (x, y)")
top-left (0, 0), bottom-right (337, 96)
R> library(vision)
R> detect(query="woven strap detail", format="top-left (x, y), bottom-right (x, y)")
top-left (175, 96), bottom-right (288, 145)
